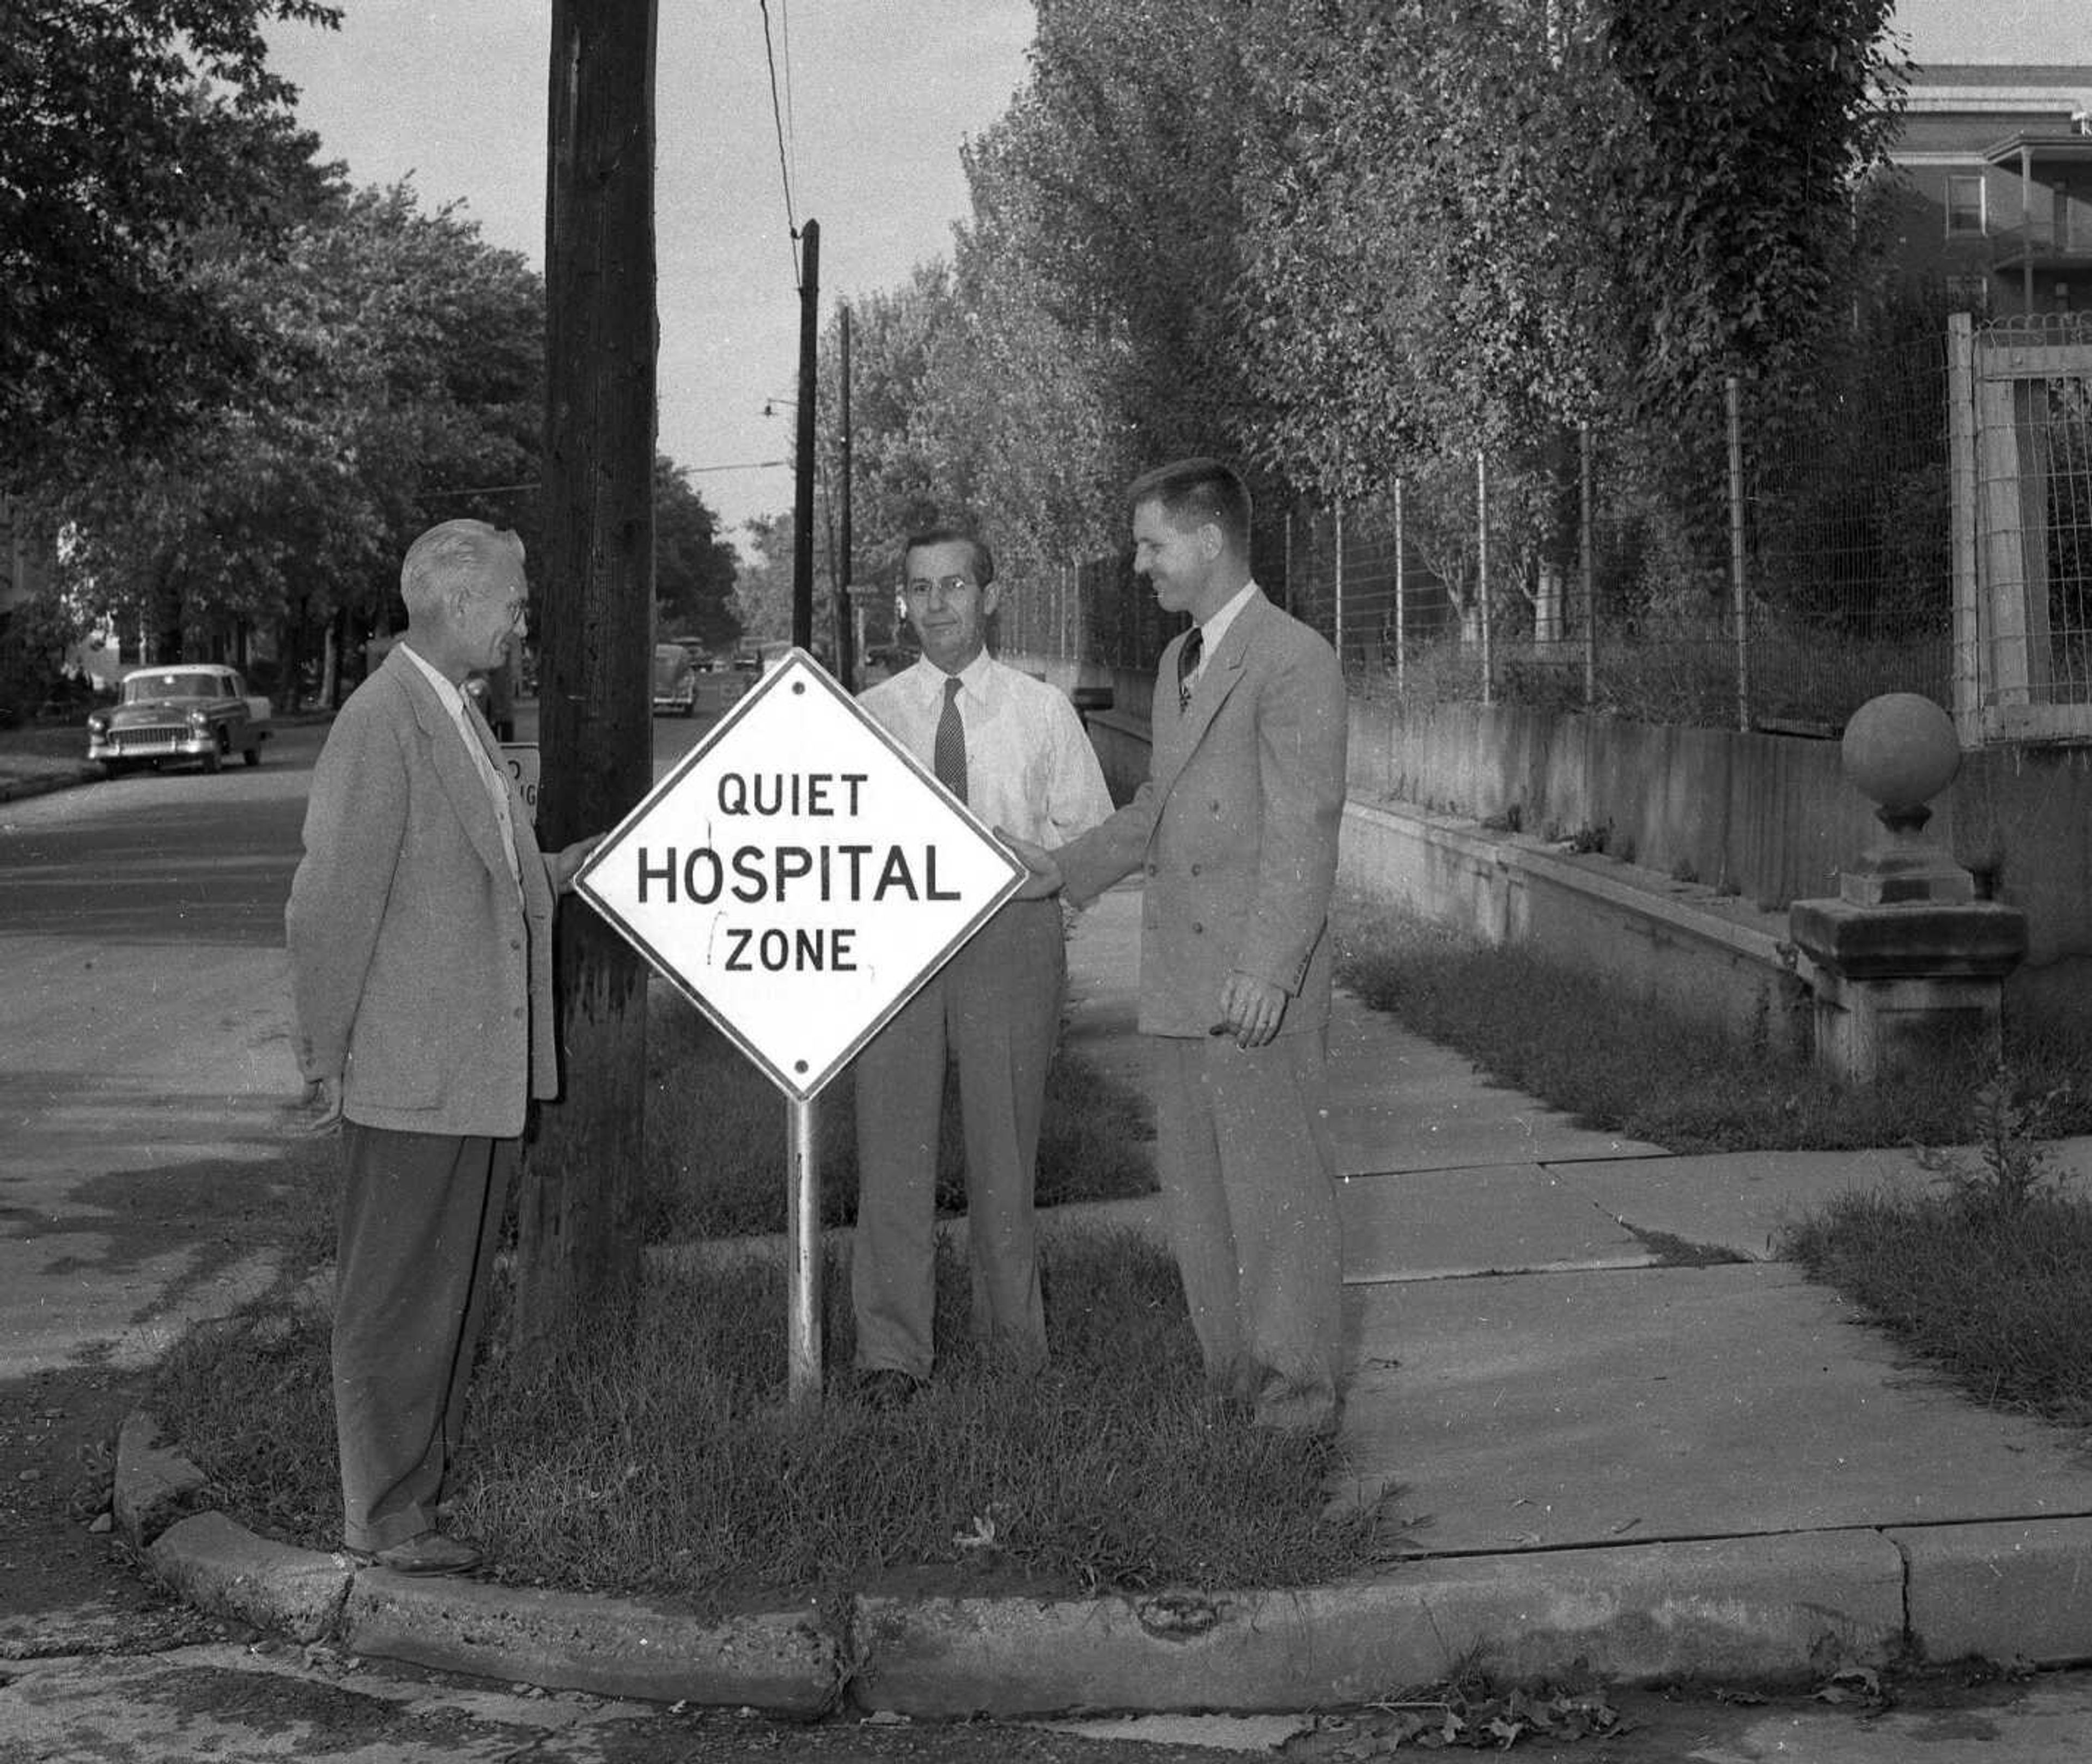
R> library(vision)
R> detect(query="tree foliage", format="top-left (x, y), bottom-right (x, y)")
top-left (43, 178), bottom-right (548, 686)
top-left (654, 455), bottom-right (739, 650)
top-left (1, 0), bottom-right (342, 488)
top-left (794, 0), bottom-right (1909, 593)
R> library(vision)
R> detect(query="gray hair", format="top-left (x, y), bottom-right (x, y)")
top-left (400, 520), bottom-right (525, 622)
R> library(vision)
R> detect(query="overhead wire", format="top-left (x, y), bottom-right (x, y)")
top-left (758, 0), bottom-right (802, 287)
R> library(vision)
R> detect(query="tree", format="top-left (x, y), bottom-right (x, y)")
top-left (1603, 0), bottom-right (1907, 405)
top-left (732, 512), bottom-right (811, 646)
top-left (1, 0), bottom-right (341, 489)
top-left (41, 179), bottom-right (546, 696)
top-left (652, 456), bottom-right (739, 649)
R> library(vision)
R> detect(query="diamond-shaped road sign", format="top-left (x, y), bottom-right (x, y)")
top-left (574, 648), bottom-right (1026, 1100)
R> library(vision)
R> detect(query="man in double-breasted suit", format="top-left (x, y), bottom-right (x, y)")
top-left (287, 519), bottom-right (598, 1574)
top-left (1006, 458), bottom-right (1348, 1432)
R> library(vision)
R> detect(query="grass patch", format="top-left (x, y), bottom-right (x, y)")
top-left (1783, 1075), bottom-right (2092, 1427)
top-left (1330, 887), bottom-right (2092, 1153)
top-left (147, 997), bottom-right (1357, 1600)
top-left (153, 1228), bottom-right (1400, 1598)
top-left (641, 991), bottom-right (1154, 1242)
top-left (1783, 1186), bottom-right (2092, 1425)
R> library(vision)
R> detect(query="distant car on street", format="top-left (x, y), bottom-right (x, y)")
top-left (363, 634), bottom-right (517, 739)
top-left (86, 665), bottom-right (271, 778)
top-left (652, 642), bottom-right (698, 717)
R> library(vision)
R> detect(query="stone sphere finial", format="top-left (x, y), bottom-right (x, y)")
top-left (1842, 692), bottom-right (1960, 816)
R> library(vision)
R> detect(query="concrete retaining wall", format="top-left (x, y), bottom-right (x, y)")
top-left (1023, 653), bottom-right (2092, 1036)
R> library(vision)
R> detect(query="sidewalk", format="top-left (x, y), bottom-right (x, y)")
top-left (125, 880), bottom-right (2092, 1714)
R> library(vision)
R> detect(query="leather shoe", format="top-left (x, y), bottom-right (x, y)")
top-left (348, 1530), bottom-right (483, 1576)
top-left (855, 1368), bottom-right (926, 1412)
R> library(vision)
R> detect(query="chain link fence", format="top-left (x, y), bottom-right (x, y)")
top-left (1004, 320), bottom-right (1980, 738)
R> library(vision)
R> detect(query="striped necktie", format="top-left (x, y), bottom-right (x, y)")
top-left (1177, 627), bottom-right (1203, 713)
top-left (934, 674), bottom-right (967, 800)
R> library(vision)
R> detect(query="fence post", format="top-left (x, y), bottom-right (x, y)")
top-left (1394, 476), bottom-right (1407, 695)
top-left (1726, 374), bottom-right (1749, 732)
top-left (1283, 510), bottom-right (1294, 615)
top-left (1947, 313), bottom-right (1981, 744)
top-left (1477, 451), bottom-right (1493, 708)
top-left (1334, 496), bottom-right (1346, 671)
top-left (1579, 422), bottom-right (1595, 710)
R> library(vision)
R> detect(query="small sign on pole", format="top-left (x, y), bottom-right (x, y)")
top-left (499, 743), bottom-right (540, 827)
top-left (574, 650), bottom-right (1024, 1401)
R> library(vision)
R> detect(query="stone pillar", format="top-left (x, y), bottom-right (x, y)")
top-left (1789, 694), bottom-right (2026, 1082)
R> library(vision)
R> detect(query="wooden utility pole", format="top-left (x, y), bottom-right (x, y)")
top-left (513, 0), bottom-right (658, 1348)
top-left (792, 220), bottom-right (820, 652)
top-left (834, 303), bottom-right (856, 690)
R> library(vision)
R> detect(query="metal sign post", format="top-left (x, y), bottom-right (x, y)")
top-left (573, 650), bottom-right (1024, 1405)
top-left (787, 1097), bottom-right (821, 1404)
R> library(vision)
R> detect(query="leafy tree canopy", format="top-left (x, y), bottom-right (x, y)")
top-left (45, 175), bottom-right (548, 677)
top-left (1, 0), bottom-right (342, 488)
top-left (654, 455), bottom-right (739, 652)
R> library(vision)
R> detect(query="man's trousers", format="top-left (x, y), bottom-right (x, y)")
top-left (333, 1124), bottom-right (514, 1553)
top-left (1152, 1029), bottom-right (1343, 1433)
top-left (851, 898), bottom-right (1065, 1379)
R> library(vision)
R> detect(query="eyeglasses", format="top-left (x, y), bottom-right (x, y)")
top-left (902, 575), bottom-right (975, 600)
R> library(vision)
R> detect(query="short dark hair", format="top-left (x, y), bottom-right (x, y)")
top-left (901, 521), bottom-right (995, 589)
top-left (1127, 458), bottom-right (1252, 553)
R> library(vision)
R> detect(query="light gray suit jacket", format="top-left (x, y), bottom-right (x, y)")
top-left (286, 647), bottom-right (558, 1137)
top-left (1056, 588), bottom-right (1347, 1038)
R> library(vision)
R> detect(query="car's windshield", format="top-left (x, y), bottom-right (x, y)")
top-left (123, 674), bottom-right (221, 703)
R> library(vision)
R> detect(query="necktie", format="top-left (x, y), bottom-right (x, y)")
top-left (934, 675), bottom-right (968, 800)
top-left (1177, 627), bottom-right (1203, 713)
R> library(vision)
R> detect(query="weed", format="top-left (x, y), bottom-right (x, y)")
top-left (1670, 857), bottom-right (1699, 885)
top-left (1562, 823), bottom-right (1609, 856)
top-left (1915, 1067), bottom-right (2067, 1220)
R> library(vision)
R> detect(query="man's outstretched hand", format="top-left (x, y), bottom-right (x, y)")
top-left (996, 830), bottom-right (1063, 901)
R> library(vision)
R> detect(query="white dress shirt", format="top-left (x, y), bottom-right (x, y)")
top-left (858, 651), bottom-right (1114, 849)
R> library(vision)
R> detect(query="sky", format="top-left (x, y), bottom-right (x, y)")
top-left (265, 1), bottom-right (1037, 547)
top-left (265, 2), bottom-right (2086, 550)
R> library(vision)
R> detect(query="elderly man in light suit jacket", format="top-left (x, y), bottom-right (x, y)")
top-left (287, 519), bottom-right (598, 1576)
top-left (1007, 458), bottom-right (1349, 1433)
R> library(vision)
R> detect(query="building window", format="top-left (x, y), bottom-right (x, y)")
top-left (1945, 174), bottom-right (1986, 237)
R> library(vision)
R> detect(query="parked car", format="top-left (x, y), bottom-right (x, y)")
top-left (652, 642), bottom-right (697, 717)
top-left (364, 634), bottom-right (516, 739)
top-left (463, 653), bottom-right (518, 740)
top-left (86, 665), bottom-right (271, 777)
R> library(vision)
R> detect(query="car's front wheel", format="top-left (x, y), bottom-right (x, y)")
top-left (202, 737), bottom-right (223, 775)
top-left (101, 759), bottom-right (126, 781)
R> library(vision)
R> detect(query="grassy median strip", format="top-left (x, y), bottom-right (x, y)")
top-left (150, 996), bottom-right (1403, 1596)
top-left (1329, 886), bottom-right (2092, 1152)
top-left (155, 1230), bottom-right (1400, 1597)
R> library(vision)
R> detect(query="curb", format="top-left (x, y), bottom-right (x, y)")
top-left (141, 1503), bottom-right (1923, 1717)
top-left (0, 763), bottom-right (98, 804)
top-left (854, 1534), bottom-right (1907, 1716)
top-left (119, 1416), bottom-right (2092, 1714)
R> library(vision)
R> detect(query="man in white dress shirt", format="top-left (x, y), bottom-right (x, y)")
top-left (849, 522), bottom-right (1114, 1406)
